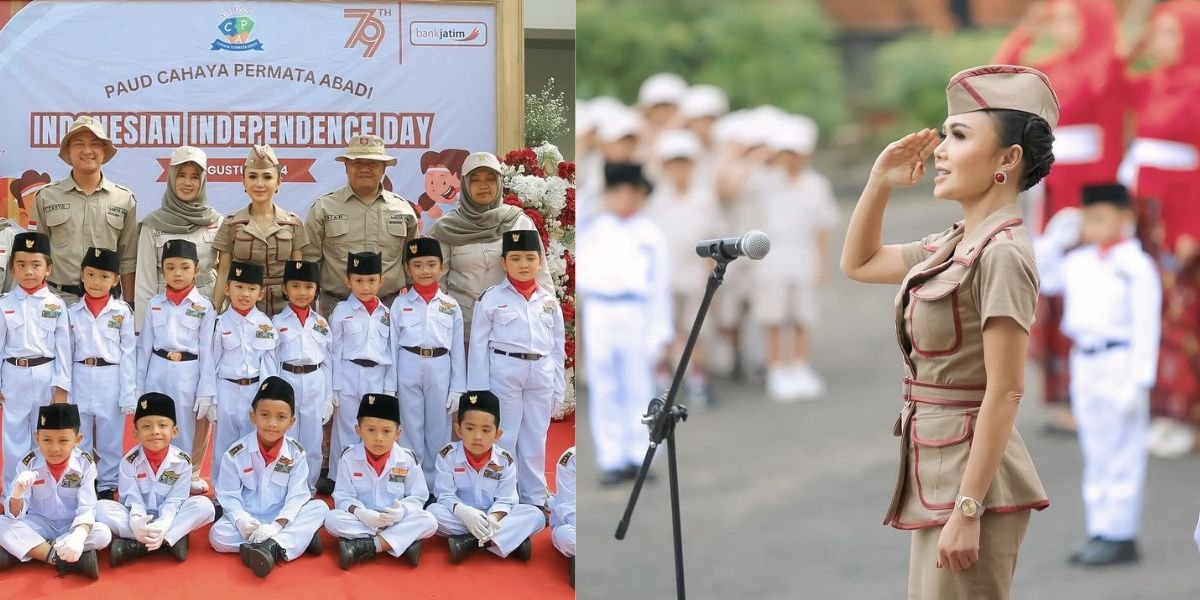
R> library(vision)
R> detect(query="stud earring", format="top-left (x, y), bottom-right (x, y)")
top-left (994, 170), bottom-right (1008, 184)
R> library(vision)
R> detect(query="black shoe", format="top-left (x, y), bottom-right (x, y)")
top-left (600, 469), bottom-right (630, 487)
top-left (1077, 539), bottom-right (1139, 566)
top-left (569, 556), bottom-right (575, 588)
top-left (402, 540), bottom-right (421, 567)
top-left (447, 534), bottom-right (481, 564)
top-left (109, 537), bottom-right (149, 567)
top-left (306, 532), bottom-right (322, 556)
top-left (315, 469), bottom-right (335, 495)
top-left (512, 537), bottom-right (533, 561)
top-left (213, 501), bottom-right (224, 521)
top-left (55, 549), bottom-right (100, 579)
top-left (424, 494), bottom-right (436, 509)
top-left (242, 539), bottom-right (286, 578)
top-left (0, 548), bottom-right (16, 571)
top-left (1068, 536), bottom-right (1102, 564)
top-left (623, 464), bottom-right (655, 483)
top-left (96, 489), bottom-right (117, 502)
top-left (337, 537), bottom-right (376, 570)
top-left (166, 535), bottom-right (189, 561)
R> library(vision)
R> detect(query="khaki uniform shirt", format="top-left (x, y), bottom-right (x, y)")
top-left (213, 205), bottom-right (308, 316)
top-left (302, 185), bottom-right (418, 300)
top-left (32, 174), bottom-right (138, 296)
top-left (883, 203), bottom-right (1049, 530)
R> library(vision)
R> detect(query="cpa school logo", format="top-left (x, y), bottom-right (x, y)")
top-left (212, 7), bottom-right (264, 52)
top-left (344, 7), bottom-right (391, 58)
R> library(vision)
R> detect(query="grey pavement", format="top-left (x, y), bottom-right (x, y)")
top-left (576, 190), bottom-right (1200, 599)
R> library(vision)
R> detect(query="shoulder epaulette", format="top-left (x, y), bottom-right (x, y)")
top-left (477, 285), bottom-right (498, 302)
top-left (80, 451), bottom-right (94, 464)
top-left (289, 438), bottom-right (304, 453)
top-left (112, 183), bottom-right (134, 194)
top-left (496, 448), bottom-right (515, 465)
top-left (439, 443), bottom-right (454, 458)
top-left (21, 451), bottom-right (35, 466)
top-left (341, 446), bottom-right (352, 458)
top-left (559, 449), bottom-right (574, 467)
top-left (228, 442), bottom-right (245, 457)
top-left (125, 448), bottom-right (141, 463)
top-left (177, 449), bottom-right (191, 463)
top-left (404, 447), bottom-right (419, 466)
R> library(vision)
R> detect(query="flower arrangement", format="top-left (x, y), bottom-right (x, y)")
top-left (500, 143), bottom-right (576, 419)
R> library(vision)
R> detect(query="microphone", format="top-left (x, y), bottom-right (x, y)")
top-left (695, 230), bottom-right (771, 260)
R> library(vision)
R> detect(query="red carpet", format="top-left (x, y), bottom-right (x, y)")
top-left (0, 413), bottom-right (576, 598)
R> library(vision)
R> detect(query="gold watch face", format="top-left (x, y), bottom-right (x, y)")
top-left (959, 497), bottom-right (978, 516)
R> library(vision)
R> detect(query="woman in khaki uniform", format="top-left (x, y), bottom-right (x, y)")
top-left (211, 144), bottom-right (309, 315)
top-left (841, 65), bottom-right (1057, 598)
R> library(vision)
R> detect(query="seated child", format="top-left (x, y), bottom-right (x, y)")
top-left (550, 446), bottom-right (576, 587)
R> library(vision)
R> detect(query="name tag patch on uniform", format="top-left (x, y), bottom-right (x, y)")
top-left (380, 312), bottom-right (390, 326)
top-left (352, 472), bottom-right (363, 478)
top-left (41, 303), bottom-right (62, 319)
top-left (136, 472), bottom-right (147, 479)
top-left (61, 473), bottom-right (82, 488)
top-left (482, 470), bottom-right (501, 481)
top-left (453, 467), bottom-right (466, 474)
top-left (402, 307), bottom-right (413, 313)
top-left (313, 319), bottom-right (329, 335)
top-left (387, 466), bottom-right (408, 483)
top-left (222, 331), bottom-right (232, 336)
top-left (107, 315), bottom-right (124, 329)
top-left (273, 462), bottom-right (292, 474)
top-left (159, 470), bottom-right (180, 485)
top-left (279, 327), bottom-right (289, 333)
top-left (43, 203), bottom-right (70, 213)
top-left (3, 310), bottom-right (13, 315)
top-left (185, 304), bottom-right (206, 318)
top-left (242, 466), bottom-right (254, 473)
top-left (256, 324), bottom-right (275, 339)
top-left (324, 214), bottom-right (348, 222)
top-left (438, 301), bottom-right (456, 316)
top-left (106, 206), bottom-right (129, 219)
top-left (34, 479), bottom-right (46, 486)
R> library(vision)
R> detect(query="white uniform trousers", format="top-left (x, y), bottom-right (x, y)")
top-left (323, 508), bottom-right (437, 556)
top-left (489, 354), bottom-right (555, 507)
top-left (330, 361), bottom-right (388, 480)
top-left (143, 355), bottom-right (201, 461)
top-left (395, 352), bottom-right (452, 485)
top-left (95, 497), bottom-right (216, 546)
top-left (552, 524), bottom-right (575, 557)
top-left (75, 363), bottom-right (124, 491)
top-left (583, 301), bottom-right (654, 472)
top-left (427, 503), bottom-right (545, 558)
top-left (0, 514), bottom-right (111, 561)
top-left (282, 369), bottom-right (326, 492)
top-left (208, 499), bottom-right (329, 561)
top-left (1, 361), bottom-right (56, 485)
top-left (1071, 349), bottom-right (1149, 540)
top-left (211, 379), bottom-right (261, 483)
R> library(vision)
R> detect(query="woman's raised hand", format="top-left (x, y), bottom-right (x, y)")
top-left (869, 128), bottom-right (940, 189)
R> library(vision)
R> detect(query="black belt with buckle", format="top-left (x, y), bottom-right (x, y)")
top-left (492, 349), bottom-right (544, 361)
top-left (349, 358), bottom-right (381, 368)
top-left (154, 348), bottom-right (198, 362)
top-left (402, 346), bottom-right (449, 358)
top-left (224, 376), bottom-right (261, 386)
top-left (50, 282), bottom-right (85, 297)
top-left (282, 362), bottom-right (320, 374)
top-left (76, 357), bottom-right (116, 367)
top-left (1079, 340), bottom-right (1130, 356)
top-left (5, 356), bottom-right (53, 368)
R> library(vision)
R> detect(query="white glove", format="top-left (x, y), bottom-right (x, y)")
top-left (235, 515), bottom-right (261, 539)
top-left (355, 507), bottom-right (395, 530)
top-left (130, 513), bottom-right (153, 542)
top-left (121, 405), bottom-right (135, 416)
top-left (205, 403), bottom-right (218, 422)
top-left (1042, 207), bottom-right (1082, 250)
top-left (248, 521), bottom-right (282, 544)
top-left (382, 499), bottom-right (408, 523)
top-left (9, 470), bottom-right (38, 499)
top-left (447, 392), bottom-right (461, 413)
top-left (144, 521), bottom-right (167, 551)
top-left (478, 514), bottom-right (502, 544)
top-left (53, 526), bottom-right (88, 563)
top-left (453, 503), bottom-right (491, 540)
top-left (194, 396), bottom-right (213, 417)
top-left (323, 398), bottom-right (335, 425)
top-left (331, 394), bottom-right (340, 407)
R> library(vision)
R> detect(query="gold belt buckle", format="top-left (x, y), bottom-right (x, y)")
top-left (16, 358), bottom-right (28, 367)
top-left (167, 351), bottom-right (182, 362)
top-left (85, 358), bottom-right (97, 367)
top-left (420, 348), bottom-right (433, 358)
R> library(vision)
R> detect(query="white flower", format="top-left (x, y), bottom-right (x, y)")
top-left (534, 143), bottom-right (564, 174)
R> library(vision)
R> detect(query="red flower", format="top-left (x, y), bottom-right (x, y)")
top-left (563, 250), bottom-right (575, 293)
top-left (502, 193), bottom-right (523, 208)
top-left (564, 338), bottom-right (576, 369)
top-left (560, 298), bottom-right (575, 323)
top-left (523, 208), bottom-right (551, 249)
top-left (560, 188), bottom-right (576, 227)
top-left (557, 161), bottom-right (575, 182)
top-left (502, 148), bottom-right (545, 177)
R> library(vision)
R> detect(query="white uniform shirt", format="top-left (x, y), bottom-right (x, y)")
top-left (117, 443), bottom-right (192, 520)
top-left (6, 447), bottom-right (97, 528)
top-left (467, 279), bottom-right (566, 397)
top-left (436, 213), bottom-right (555, 323)
top-left (748, 167), bottom-right (839, 285)
top-left (67, 296), bottom-right (135, 410)
top-left (0, 285), bottom-right (72, 391)
top-left (133, 220), bottom-right (223, 331)
top-left (213, 308), bottom-right (279, 380)
top-left (433, 442), bottom-right (517, 515)
top-left (214, 432), bottom-right (311, 523)
top-left (332, 442), bottom-right (428, 514)
top-left (549, 446), bottom-right (575, 529)
top-left (272, 304), bottom-right (332, 398)
top-left (1038, 239), bottom-right (1162, 388)
top-left (137, 288), bottom-right (217, 397)
top-left (643, 181), bottom-right (723, 291)
top-left (390, 287), bottom-right (466, 392)
top-left (330, 295), bottom-right (396, 393)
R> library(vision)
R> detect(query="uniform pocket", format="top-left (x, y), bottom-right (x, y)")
top-left (43, 209), bottom-right (72, 246)
top-left (220, 331), bottom-right (240, 350)
top-left (274, 229), bottom-right (295, 262)
top-left (326, 219), bottom-right (350, 247)
top-left (911, 412), bottom-right (974, 510)
top-left (907, 280), bottom-right (963, 357)
top-left (493, 310), bottom-right (520, 339)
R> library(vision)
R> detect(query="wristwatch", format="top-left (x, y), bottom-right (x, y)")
top-left (955, 495), bottom-right (984, 519)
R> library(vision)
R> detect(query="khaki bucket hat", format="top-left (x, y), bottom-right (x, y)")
top-left (58, 116), bottom-right (117, 165)
top-left (336, 134), bottom-right (397, 166)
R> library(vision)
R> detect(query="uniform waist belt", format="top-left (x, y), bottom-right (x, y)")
top-left (1078, 340), bottom-right (1129, 355)
top-left (349, 358), bottom-right (381, 368)
top-left (5, 356), bottom-right (53, 368)
top-left (901, 377), bottom-right (986, 406)
top-left (49, 283), bottom-right (85, 297)
top-left (402, 346), bottom-right (449, 358)
top-left (154, 348), bottom-right (198, 362)
top-left (493, 349), bottom-right (544, 361)
top-left (282, 362), bottom-right (320, 374)
top-left (224, 376), bottom-right (261, 386)
top-left (76, 357), bottom-right (116, 367)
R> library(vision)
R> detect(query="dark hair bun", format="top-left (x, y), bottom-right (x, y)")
top-left (987, 110), bottom-right (1055, 191)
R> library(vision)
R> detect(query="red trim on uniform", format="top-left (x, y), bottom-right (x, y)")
top-left (907, 286), bottom-right (963, 357)
top-left (952, 219), bottom-right (1024, 266)
top-left (165, 285), bottom-right (194, 306)
top-left (145, 446), bottom-right (169, 474)
top-left (465, 448), bottom-right (492, 472)
top-left (889, 500), bottom-right (1051, 530)
top-left (904, 395), bottom-right (985, 407)
top-left (290, 304), bottom-right (310, 327)
top-left (507, 276), bottom-right (537, 301)
top-left (957, 79), bottom-right (990, 110)
top-left (366, 448), bottom-right (391, 476)
top-left (904, 378), bottom-right (987, 391)
top-left (413, 281), bottom-right (439, 304)
top-left (84, 294), bottom-right (107, 317)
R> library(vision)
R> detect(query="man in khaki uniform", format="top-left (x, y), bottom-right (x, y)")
top-left (303, 135), bottom-right (418, 318)
top-left (32, 117), bottom-right (138, 304)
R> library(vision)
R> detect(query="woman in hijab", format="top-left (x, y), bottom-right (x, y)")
top-left (994, 0), bottom-right (1130, 431)
top-left (427, 151), bottom-right (554, 336)
top-left (135, 145), bottom-right (223, 331)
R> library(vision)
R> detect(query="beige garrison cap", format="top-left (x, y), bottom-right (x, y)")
top-left (946, 65), bottom-right (1060, 129)
top-left (245, 144), bottom-right (280, 169)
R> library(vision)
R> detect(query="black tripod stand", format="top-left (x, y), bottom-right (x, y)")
top-left (615, 256), bottom-right (733, 600)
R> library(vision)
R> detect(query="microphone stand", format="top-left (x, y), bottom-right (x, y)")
top-left (615, 254), bottom-right (734, 600)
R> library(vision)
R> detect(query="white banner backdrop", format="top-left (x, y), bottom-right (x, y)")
top-left (0, 0), bottom-right (498, 230)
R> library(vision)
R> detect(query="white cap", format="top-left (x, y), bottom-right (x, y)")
top-left (638, 73), bottom-right (688, 108)
top-left (741, 106), bottom-right (786, 148)
top-left (680, 85), bottom-right (729, 119)
top-left (767, 115), bottom-right (818, 155)
top-left (712, 109), bottom-right (753, 146)
top-left (597, 108), bottom-right (643, 144)
top-left (655, 129), bottom-right (703, 161)
top-left (462, 151), bottom-right (503, 176)
top-left (169, 145), bottom-right (208, 168)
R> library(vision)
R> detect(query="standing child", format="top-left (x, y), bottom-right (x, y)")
top-left (391, 237), bottom-right (465, 483)
top-left (69, 247), bottom-right (135, 499)
top-left (96, 392), bottom-right (216, 566)
top-left (209, 376), bottom-right (328, 577)
top-left (1035, 183), bottom-right (1161, 566)
top-left (0, 231), bottom-right (71, 486)
top-left (428, 391), bottom-right (544, 563)
top-left (211, 260), bottom-right (279, 483)
top-left (330, 251), bottom-right (397, 481)
top-left (550, 446), bottom-right (576, 587)
top-left (324, 393), bottom-right (438, 569)
top-left (469, 230), bottom-right (565, 509)
top-left (137, 239), bottom-right (217, 494)
top-left (274, 259), bottom-right (334, 493)
top-left (0, 404), bottom-right (112, 578)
